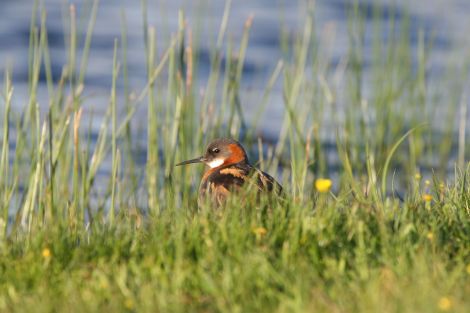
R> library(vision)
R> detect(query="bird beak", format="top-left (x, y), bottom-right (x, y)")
top-left (175, 156), bottom-right (205, 166)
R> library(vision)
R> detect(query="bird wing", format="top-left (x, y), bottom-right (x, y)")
top-left (253, 168), bottom-right (283, 195)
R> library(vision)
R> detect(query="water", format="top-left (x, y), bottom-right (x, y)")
top-left (0, 0), bottom-right (469, 174)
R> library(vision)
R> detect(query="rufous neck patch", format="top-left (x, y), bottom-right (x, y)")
top-left (224, 144), bottom-right (247, 165)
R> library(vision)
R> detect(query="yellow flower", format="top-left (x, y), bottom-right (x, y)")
top-left (422, 194), bottom-right (432, 202)
top-left (124, 298), bottom-right (134, 310)
top-left (252, 227), bottom-right (267, 236)
top-left (415, 173), bottom-right (421, 180)
top-left (438, 297), bottom-right (452, 311)
top-left (315, 179), bottom-right (332, 193)
top-left (426, 232), bottom-right (434, 241)
top-left (425, 180), bottom-right (431, 186)
top-left (42, 248), bottom-right (51, 259)
top-left (99, 279), bottom-right (109, 290)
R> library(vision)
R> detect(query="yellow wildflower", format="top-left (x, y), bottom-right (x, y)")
top-left (124, 298), bottom-right (134, 310)
top-left (425, 180), bottom-right (431, 186)
top-left (99, 279), bottom-right (109, 290)
top-left (415, 173), bottom-right (421, 180)
top-left (426, 232), bottom-right (434, 241)
top-left (252, 227), bottom-right (267, 236)
top-left (438, 297), bottom-right (452, 311)
top-left (42, 248), bottom-right (51, 259)
top-left (422, 194), bottom-right (432, 202)
top-left (315, 179), bottom-right (332, 193)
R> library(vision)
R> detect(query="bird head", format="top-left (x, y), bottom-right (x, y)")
top-left (176, 138), bottom-right (248, 169)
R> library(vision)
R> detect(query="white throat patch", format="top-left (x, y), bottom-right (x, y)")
top-left (207, 158), bottom-right (224, 168)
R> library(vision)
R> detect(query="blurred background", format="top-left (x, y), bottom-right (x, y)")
top-left (1, 0), bottom-right (469, 135)
top-left (1, 0), bottom-right (470, 187)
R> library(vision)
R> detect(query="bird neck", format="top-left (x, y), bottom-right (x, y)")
top-left (224, 144), bottom-right (248, 166)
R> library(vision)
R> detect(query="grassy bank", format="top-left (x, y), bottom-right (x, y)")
top-left (0, 0), bottom-right (469, 312)
top-left (1, 187), bottom-right (469, 312)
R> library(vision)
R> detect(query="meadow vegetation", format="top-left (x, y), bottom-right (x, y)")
top-left (0, 0), bottom-right (469, 312)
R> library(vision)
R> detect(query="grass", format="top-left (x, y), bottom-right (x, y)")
top-left (0, 0), bottom-right (469, 312)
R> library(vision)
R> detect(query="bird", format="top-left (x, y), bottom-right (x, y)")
top-left (176, 138), bottom-right (282, 207)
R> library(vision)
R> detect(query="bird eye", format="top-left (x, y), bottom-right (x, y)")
top-left (212, 148), bottom-right (220, 153)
